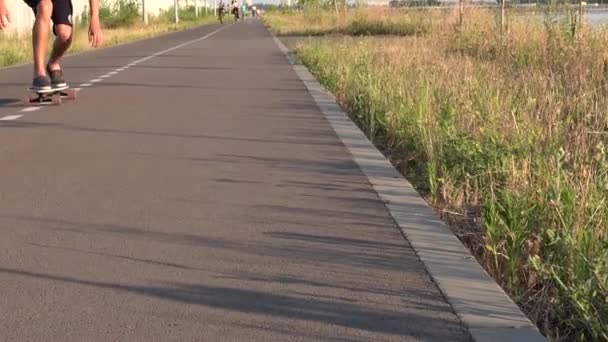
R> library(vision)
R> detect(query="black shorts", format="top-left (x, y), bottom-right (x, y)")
top-left (24, 0), bottom-right (73, 35)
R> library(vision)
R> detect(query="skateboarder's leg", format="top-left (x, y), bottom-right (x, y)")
top-left (44, 25), bottom-right (71, 88)
top-left (46, 0), bottom-right (73, 88)
top-left (47, 24), bottom-right (72, 71)
top-left (27, 0), bottom-right (53, 89)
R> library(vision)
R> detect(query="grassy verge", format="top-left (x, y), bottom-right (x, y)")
top-left (263, 7), bottom-right (434, 36)
top-left (294, 8), bottom-right (607, 341)
top-left (0, 6), bottom-right (218, 68)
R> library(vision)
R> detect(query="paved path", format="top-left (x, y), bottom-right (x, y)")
top-left (0, 21), bottom-right (469, 341)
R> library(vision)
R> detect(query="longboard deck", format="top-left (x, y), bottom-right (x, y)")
top-left (25, 86), bottom-right (76, 105)
top-left (27, 85), bottom-right (69, 94)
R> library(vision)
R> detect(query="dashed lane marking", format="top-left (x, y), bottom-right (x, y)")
top-left (0, 115), bottom-right (24, 121)
top-left (20, 107), bottom-right (41, 112)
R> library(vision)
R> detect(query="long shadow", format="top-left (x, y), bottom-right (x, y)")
top-left (100, 54), bottom-right (199, 58)
top-left (191, 153), bottom-right (363, 177)
top-left (0, 82), bottom-right (305, 93)
top-left (63, 65), bottom-right (232, 71)
top-left (2, 214), bottom-right (235, 248)
top-left (131, 65), bottom-right (283, 72)
top-left (0, 121), bottom-right (55, 129)
top-left (54, 65), bottom-right (126, 70)
top-left (28, 242), bottom-right (202, 271)
top-left (0, 267), bottom-right (469, 340)
top-left (0, 98), bottom-right (21, 108)
top-left (94, 82), bottom-right (306, 93)
top-left (276, 179), bottom-right (368, 191)
top-left (133, 65), bottom-right (232, 70)
top-left (299, 193), bottom-right (390, 208)
top-left (227, 322), bottom-right (362, 342)
top-left (0, 121), bottom-right (338, 147)
top-left (212, 178), bottom-right (265, 185)
top-left (4, 215), bottom-right (412, 272)
top-left (254, 204), bottom-right (393, 225)
top-left (213, 269), bottom-right (438, 301)
top-left (263, 231), bottom-right (407, 251)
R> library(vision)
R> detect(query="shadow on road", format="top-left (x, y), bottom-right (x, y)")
top-left (0, 121), bottom-right (339, 148)
top-left (0, 267), bottom-right (466, 340)
top-left (0, 98), bottom-right (22, 108)
top-left (3, 214), bottom-right (410, 273)
top-left (28, 242), bottom-right (203, 271)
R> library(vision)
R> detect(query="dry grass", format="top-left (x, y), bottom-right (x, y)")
top-left (295, 7), bottom-right (608, 341)
top-left (263, 7), bottom-right (435, 36)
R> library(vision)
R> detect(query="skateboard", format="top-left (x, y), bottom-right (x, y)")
top-left (26, 85), bottom-right (76, 105)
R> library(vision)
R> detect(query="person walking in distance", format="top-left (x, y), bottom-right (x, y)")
top-left (0, 0), bottom-right (104, 91)
top-left (217, 0), bottom-right (226, 23)
top-left (231, 0), bottom-right (239, 21)
top-left (240, 2), bottom-right (246, 19)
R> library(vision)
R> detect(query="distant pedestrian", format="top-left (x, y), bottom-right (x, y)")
top-left (218, 0), bottom-right (226, 23)
top-left (241, 3), bottom-right (247, 19)
top-left (231, 0), bottom-right (240, 21)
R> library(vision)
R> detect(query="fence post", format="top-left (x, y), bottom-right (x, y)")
top-left (174, 0), bottom-right (179, 23)
top-left (459, 0), bottom-right (463, 32)
top-left (143, 0), bottom-right (148, 24)
top-left (501, 0), bottom-right (506, 36)
top-left (16, 5), bottom-right (22, 38)
top-left (579, 0), bottom-right (583, 37)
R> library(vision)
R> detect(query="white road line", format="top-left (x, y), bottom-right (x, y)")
top-left (146, 27), bottom-right (227, 60)
top-left (77, 26), bottom-right (227, 90)
top-left (2, 25), bottom-right (229, 122)
top-left (135, 56), bottom-right (153, 63)
top-left (20, 107), bottom-right (41, 112)
top-left (0, 115), bottom-right (23, 121)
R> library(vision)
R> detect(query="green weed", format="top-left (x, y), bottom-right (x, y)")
top-left (295, 10), bottom-right (608, 338)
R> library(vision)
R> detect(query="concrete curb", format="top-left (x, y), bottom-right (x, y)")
top-left (270, 34), bottom-right (547, 342)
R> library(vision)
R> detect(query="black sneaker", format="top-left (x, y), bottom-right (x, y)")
top-left (31, 75), bottom-right (52, 91)
top-left (46, 65), bottom-right (67, 88)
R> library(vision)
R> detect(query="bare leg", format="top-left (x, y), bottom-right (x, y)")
top-left (32, 0), bottom-right (53, 77)
top-left (47, 24), bottom-right (72, 71)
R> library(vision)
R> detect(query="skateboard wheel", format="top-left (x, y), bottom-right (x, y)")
top-left (52, 95), bottom-right (62, 105)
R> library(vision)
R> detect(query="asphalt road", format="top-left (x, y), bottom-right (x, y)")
top-left (0, 20), bottom-right (470, 341)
